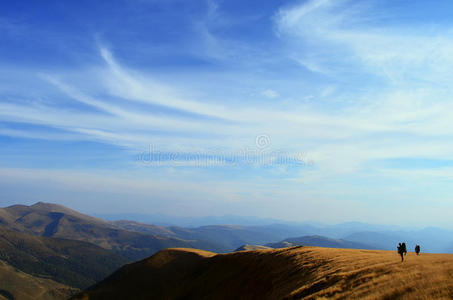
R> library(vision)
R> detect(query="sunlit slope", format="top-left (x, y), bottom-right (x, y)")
top-left (0, 259), bottom-right (78, 300)
top-left (235, 244), bottom-right (273, 251)
top-left (73, 246), bottom-right (453, 300)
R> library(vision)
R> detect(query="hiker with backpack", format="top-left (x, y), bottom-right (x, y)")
top-left (397, 243), bottom-right (404, 262)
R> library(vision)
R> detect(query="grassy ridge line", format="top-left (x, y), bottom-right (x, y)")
top-left (73, 246), bottom-right (453, 299)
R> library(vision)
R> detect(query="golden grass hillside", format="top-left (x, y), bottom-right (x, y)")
top-left (73, 246), bottom-right (453, 300)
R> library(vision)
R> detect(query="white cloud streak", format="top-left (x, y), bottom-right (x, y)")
top-left (3, 1), bottom-right (453, 179)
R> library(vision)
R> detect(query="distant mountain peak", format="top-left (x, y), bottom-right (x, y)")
top-left (31, 201), bottom-right (74, 211)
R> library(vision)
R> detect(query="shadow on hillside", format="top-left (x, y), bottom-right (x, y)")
top-left (0, 289), bottom-right (15, 300)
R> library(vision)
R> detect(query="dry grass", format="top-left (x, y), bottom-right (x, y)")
top-left (73, 246), bottom-right (453, 300)
top-left (284, 247), bottom-right (453, 299)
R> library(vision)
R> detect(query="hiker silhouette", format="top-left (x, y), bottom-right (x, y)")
top-left (415, 245), bottom-right (420, 255)
top-left (397, 243), bottom-right (404, 261)
top-left (402, 243), bottom-right (407, 256)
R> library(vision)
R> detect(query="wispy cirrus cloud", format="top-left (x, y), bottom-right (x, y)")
top-left (3, 43), bottom-right (453, 172)
top-left (275, 0), bottom-right (453, 84)
top-left (4, 0), bottom-right (453, 224)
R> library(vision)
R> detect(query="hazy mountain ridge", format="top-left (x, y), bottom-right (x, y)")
top-left (111, 216), bottom-right (453, 253)
top-left (112, 220), bottom-right (305, 251)
top-left (111, 221), bottom-right (295, 251)
top-left (344, 228), bottom-right (453, 253)
top-left (0, 202), bottom-right (225, 260)
top-left (4, 202), bottom-right (453, 254)
top-left (98, 213), bottom-right (283, 227)
top-left (266, 235), bottom-right (377, 250)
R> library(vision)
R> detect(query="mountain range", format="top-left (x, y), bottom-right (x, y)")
top-left (2, 201), bottom-right (453, 299)
top-left (94, 212), bottom-right (453, 253)
top-left (0, 202), bottom-right (222, 261)
top-left (266, 235), bottom-right (377, 250)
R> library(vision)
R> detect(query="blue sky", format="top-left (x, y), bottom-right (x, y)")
top-left (2, 0), bottom-right (453, 226)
